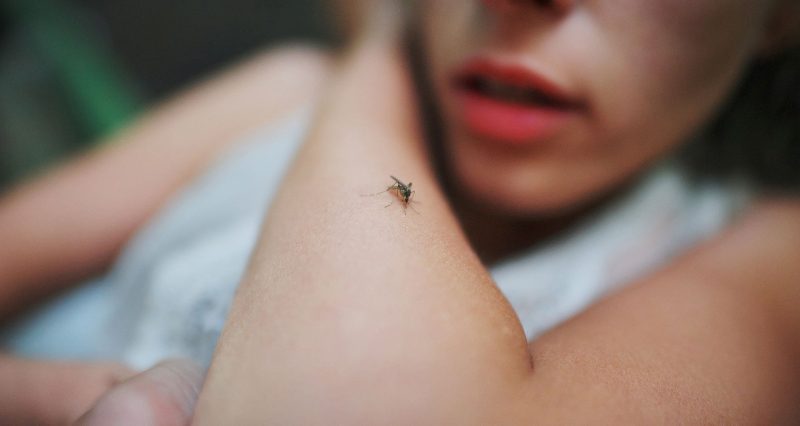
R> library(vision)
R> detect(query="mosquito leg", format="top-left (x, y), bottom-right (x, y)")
top-left (361, 188), bottom-right (390, 197)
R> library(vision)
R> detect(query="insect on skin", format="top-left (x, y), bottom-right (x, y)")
top-left (365, 175), bottom-right (418, 215)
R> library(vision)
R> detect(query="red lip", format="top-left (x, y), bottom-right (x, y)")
top-left (451, 57), bottom-right (584, 146)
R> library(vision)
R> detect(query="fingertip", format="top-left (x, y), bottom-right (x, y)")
top-left (76, 359), bottom-right (206, 426)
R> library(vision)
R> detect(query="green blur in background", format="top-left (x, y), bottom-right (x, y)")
top-left (0, 0), bottom-right (331, 189)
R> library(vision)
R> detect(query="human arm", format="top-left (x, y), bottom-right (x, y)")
top-left (192, 33), bottom-right (800, 424)
top-left (0, 354), bottom-right (133, 425)
top-left (0, 354), bottom-right (205, 426)
top-left (194, 33), bottom-right (533, 423)
top-left (0, 46), bottom-right (330, 321)
top-left (0, 45), bottom-right (330, 425)
top-left (515, 200), bottom-right (800, 423)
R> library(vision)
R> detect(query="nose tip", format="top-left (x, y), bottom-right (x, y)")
top-left (482, 0), bottom-right (575, 15)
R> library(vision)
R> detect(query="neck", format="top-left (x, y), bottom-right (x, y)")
top-left (449, 187), bottom-right (626, 266)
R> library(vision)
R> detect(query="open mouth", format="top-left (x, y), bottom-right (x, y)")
top-left (452, 59), bottom-right (583, 110)
top-left (449, 58), bottom-right (584, 145)
top-left (455, 74), bottom-right (576, 109)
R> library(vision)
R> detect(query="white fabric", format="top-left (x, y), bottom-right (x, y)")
top-left (493, 165), bottom-right (749, 339)
top-left (1, 108), bottom-right (749, 369)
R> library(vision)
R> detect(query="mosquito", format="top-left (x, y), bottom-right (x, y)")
top-left (364, 175), bottom-right (418, 214)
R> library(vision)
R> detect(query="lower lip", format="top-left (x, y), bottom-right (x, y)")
top-left (454, 90), bottom-right (576, 146)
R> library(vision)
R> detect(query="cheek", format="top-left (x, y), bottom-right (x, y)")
top-left (589, 0), bottom-right (767, 136)
top-left (420, 1), bottom-right (480, 69)
top-left (418, 0), bottom-right (772, 214)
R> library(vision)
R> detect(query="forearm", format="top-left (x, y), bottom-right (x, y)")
top-left (194, 40), bottom-right (533, 424)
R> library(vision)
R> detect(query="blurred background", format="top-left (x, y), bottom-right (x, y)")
top-left (0, 0), bottom-right (333, 190)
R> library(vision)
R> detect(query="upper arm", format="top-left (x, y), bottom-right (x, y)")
top-left (191, 40), bottom-right (798, 424)
top-left (512, 199), bottom-right (800, 424)
top-left (0, 45), bottom-right (332, 319)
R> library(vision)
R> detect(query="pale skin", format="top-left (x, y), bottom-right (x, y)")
top-left (1, 1), bottom-right (799, 424)
top-left (191, 32), bottom-right (800, 424)
top-left (0, 47), bottom-right (331, 424)
top-left (0, 46), bottom-right (331, 322)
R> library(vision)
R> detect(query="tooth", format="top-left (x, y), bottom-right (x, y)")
top-left (485, 80), bottom-right (508, 94)
top-left (474, 77), bottom-right (563, 107)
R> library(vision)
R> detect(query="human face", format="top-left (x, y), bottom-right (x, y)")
top-left (419, 0), bottom-right (779, 216)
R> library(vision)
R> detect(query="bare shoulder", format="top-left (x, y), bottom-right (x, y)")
top-left (99, 43), bottom-right (334, 188)
top-left (690, 197), bottom-right (800, 321)
top-left (146, 43), bottom-right (334, 142)
top-left (701, 197), bottom-right (800, 343)
top-left (731, 196), bottom-right (800, 239)
top-left (520, 197), bottom-right (800, 423)
top-left (196, 43), bottom-right (334, 114)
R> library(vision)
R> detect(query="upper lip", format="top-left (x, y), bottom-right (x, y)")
top-left (452, 56), bottom-right (585, 109)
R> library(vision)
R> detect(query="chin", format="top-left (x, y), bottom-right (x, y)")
top-left (449, 152), bottom-right (597, 219)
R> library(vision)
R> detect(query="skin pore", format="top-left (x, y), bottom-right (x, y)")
top-left (193, 1), bottom-right (800, 423)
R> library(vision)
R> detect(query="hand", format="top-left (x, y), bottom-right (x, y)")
top-left (75, 359), bottom-right (204, 426)
top-left (0, 356), bottom-right (134, 425)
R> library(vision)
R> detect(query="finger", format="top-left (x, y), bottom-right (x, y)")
top-left (0, 355), bottom-right (135, 425)
top-left (75, 359), bottom-right (205, 426)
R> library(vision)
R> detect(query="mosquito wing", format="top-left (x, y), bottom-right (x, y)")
top-left (390, 175), bottom-right (408, 188)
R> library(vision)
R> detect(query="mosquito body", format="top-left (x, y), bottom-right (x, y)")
top-left (388, 175), bottom-right (414, 204)
top-left (364, 175), bottom-right (417, 214)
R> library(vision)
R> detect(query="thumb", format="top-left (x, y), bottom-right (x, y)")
top-left (75, 359), bottom-right (205, 426)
